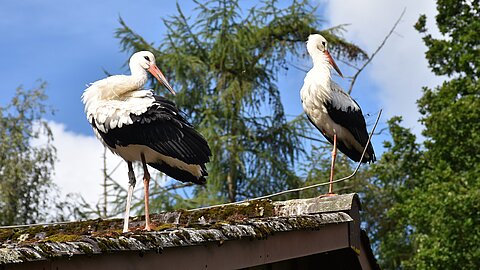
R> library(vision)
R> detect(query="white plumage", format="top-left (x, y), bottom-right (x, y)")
top-left (82, 51), bottom-right (211, 232)
top-left (83, 89), bottom-right (156, 133)
top-left (300, 34), bottom-right (375, 194)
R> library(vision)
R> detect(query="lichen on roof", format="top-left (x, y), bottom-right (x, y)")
top-left (0, 193), bottom-right (358, 265)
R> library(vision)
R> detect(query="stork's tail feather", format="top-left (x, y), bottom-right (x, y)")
top-left (147, 162), bottom-right (207, 185)
top-left (335, 140), bottom-right (376, 164)
top-left (363, 143), bottom-right (376, 163)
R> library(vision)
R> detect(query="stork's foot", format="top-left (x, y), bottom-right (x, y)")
top-left (320, 192), bottom-right (337, 198)
top-left (143, 218), bottom-right (154, 231)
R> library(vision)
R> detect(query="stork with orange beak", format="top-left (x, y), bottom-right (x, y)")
top-left (300, 34), bottom-right (375, 195)
top-left (82, 51), bottom-right (211, 232)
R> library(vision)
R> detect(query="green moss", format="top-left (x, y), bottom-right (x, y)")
top-left (43, 234), bottom-right (82, 243)
top-left (201, 231), bottom-right (217, 240)
top-left (37, 243), bottom-right (55, 258)
top-left (292, 216), bottom-right (321, 230)
top-left (170, 237), bottom-right (182, 246)
top-left (77, 243), bottom-right (95, 255)
top-left (18, 249), bottom-right (40, 260)
top-left (131, 233), bottom-right (157, 245)
top-left (95, 237), bottom-right (120, 252)
top-left (1, 198), bottom-right (287, 254)
top-left (96, 219), bottom-right (123, 231)
top-left (96, 241), bottom-right (108, 252)
top-left (11, 226), bottom-right (49, 242)
top-left (174, 230), bottom-right (191, 242)
top-left (154, 223), bottom-right (176, 231)
top-left (178, 199), bottom-right (275, 225)
top-left (117, 237), bottom-right (131, 249)
top-left (251, 223), bottom-right (273, 239)
top-left (0, 229), bottom-right (14, 242)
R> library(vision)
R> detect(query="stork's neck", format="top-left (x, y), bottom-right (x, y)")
top-left (308, 51), bottom-right (333, 88)
top-left (129, 63), bottom-right (149, 89)
top-left (82, 63), bottom-right (149, 107)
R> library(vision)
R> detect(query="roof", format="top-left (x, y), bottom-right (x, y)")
top-left (0, 193), bottom-right (380, 269)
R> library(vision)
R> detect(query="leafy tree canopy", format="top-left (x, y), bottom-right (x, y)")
top-left (367, 0), bottom-right (480, 268)
top-left (0, 83), bottom-right (56, 225)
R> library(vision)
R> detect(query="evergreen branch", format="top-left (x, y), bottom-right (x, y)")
top-left (116, 17), bottom-right (153, 53)
top-left (172, 2), bottom-right (207, 58)
top-left (296, 133), bottom-right (329, 144)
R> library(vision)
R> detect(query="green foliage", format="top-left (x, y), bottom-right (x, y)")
top-left (415, 0), bottom-right (479, 78)
top-left (367, 1), bottom-right (480, 268)
top-left (0, 83), bottom-right (56, 225)
top-left (114, 0), bottom-right (368, 207)
top-left (363, 117), bottom-right (422, 269)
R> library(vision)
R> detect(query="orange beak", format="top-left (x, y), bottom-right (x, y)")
top-left (324, 50), bottom-right (343, 78)
top-left (148, 64), bottom-right (176, 95)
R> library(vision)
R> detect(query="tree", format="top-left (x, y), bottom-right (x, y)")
top-left (365, 1), bottom-right (480, 268)
top-left (0, 83), bottom-right (57, 225)
top-left (114, 0), bottom-right (368, 208)
top-left (362, 117), bottom-right (423, 269)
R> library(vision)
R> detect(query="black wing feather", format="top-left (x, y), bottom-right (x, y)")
top-left (324, 99), bottom-right (375, 163)
top-left (95, 95), bottom-right (211, 165)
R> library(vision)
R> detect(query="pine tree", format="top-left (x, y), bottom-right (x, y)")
top-left (114, 0), bottom-right (368, 208)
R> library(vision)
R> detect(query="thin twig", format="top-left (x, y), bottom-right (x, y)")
top-left (347, 8), bottom-right (406, 94)
top-left (288, 62), bottom-right (310, 73)
top-left (108, 160), bottom-right (124, 175)
top-left (297, 133), bottom-right (329, 144)
top-left (373, 127), bottom-right (388, 136)
top-left (338, 59), bottom-right (360, 70)
top-left (149, 182), bottom-right (194, 196)
top-left (190, 109), bottom-right (382, 211)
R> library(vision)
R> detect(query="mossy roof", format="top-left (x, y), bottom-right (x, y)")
top-left (0, 193), bottom-right (358, 265)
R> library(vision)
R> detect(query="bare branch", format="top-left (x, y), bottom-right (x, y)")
top-left (337, 58), bottom-right (360, 70)
top-left (348, 8), bottom-right (406, 94)
top-left (297, 133), bottom-right (329, 144)
top-left (373, 126), bottom-right (388, 135)
top-left (288, 62), bottom-right (310, 73)
top-left (162, 182), bottom-right (194, 192)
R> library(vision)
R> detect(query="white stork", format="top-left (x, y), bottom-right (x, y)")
top-left (300, 34), bottom-right (375, 195)
top-left (82, 51), bottom-right (211, 232)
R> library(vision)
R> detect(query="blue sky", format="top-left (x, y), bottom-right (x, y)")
top-left (1, 0), bottom-right (441, 207)
top-left (2, 0), bottom-right (381, 136)
top-left (1, 0), bottom-right (184, 134)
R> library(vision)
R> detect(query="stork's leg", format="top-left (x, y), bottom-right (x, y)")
top-left (123, 161), bottom-right (136, 233)
top-left (141, 153), bottom-right (152, 231)
top-left (328, 133), bottom-right (338, 195)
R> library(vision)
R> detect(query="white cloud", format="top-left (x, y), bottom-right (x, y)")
top-left (324, 0), bottom-right (443, 135)
top-left (33, 121), bottom-right (130, 207)
top-left (31, 121), bottom-right (174, 219)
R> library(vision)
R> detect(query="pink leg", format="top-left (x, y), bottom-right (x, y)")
top-left (328, 133), bottom-right (337, 195)
top-left (141, 153), bottom-right (152, 231)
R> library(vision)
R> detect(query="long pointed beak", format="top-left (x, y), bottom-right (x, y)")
top-left (324, 50), bottom-right (343, 78)
top-left (148, 64), bottom-right (176, 95)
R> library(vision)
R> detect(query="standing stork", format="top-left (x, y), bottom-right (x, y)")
top-left (300, 34), bottom-right (375, 195)
top-left (82, 51), bottom-right (211, 232)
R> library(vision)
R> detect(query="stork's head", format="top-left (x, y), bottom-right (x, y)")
top-left (306, 34), bottom-right (343, 78)
top-left (130, 51), bottom-right (176, 95)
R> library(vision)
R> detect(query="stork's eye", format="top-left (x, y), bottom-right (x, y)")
top-left (322, 41), bottom-right (326, 46)
top-left (144, 56), bottom-right (150, 61)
